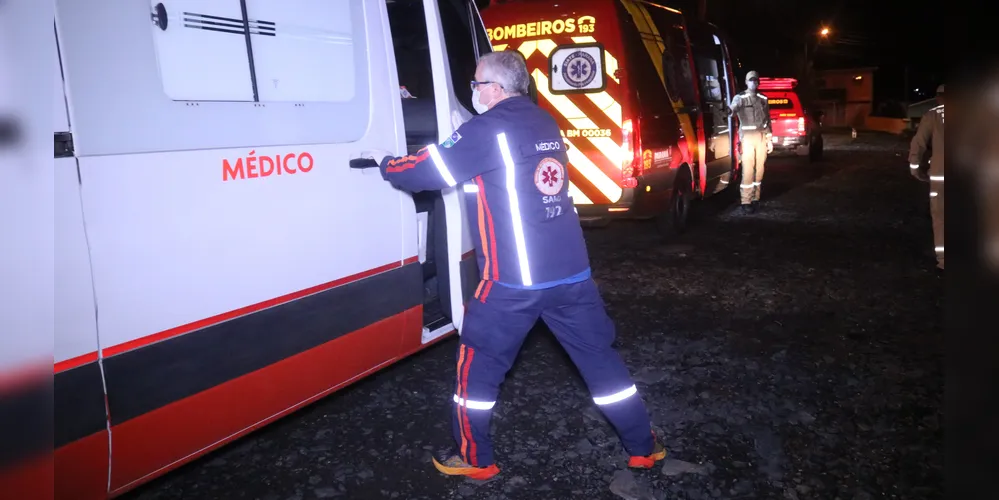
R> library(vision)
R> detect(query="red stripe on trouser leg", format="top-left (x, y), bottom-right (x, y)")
top-left (455, 345), bottom-right (469, 463)
top-left (479, 281), bottom-right (493, 303)
top-left (464, 348), bottom-right (478, 465)
top-left (476, 177), bottom-right (499, 281)
top-left (460, 347), bottom-right (477, 466)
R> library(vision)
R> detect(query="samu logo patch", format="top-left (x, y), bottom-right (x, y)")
top-left (534, 157), bottom-right (565, 196)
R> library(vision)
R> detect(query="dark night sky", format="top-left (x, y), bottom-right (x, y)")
top-left (670, 0), bottom-right (944, 105)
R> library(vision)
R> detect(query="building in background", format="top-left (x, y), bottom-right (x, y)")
top-left (812, 67), bottom-right (876, 128)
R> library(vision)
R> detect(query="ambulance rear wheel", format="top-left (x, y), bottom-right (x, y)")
top-left (657, 170), bottom-right (692, 238)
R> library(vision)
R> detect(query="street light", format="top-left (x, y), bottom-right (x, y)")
top-left (803, 26), bottom-right (830, 83)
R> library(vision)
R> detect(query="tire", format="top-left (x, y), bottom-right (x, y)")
top-left (656, 169), bottom-right (693, 239)
top-left (809, 135), bottom-right (824, 162)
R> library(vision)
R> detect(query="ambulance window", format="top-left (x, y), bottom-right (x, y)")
top-left (643, 7), bottom-right (698, 106)
top-left (388, 0), bottom-right (439, 146)
top-left (438, 0), bottom-right (482, 113)
top-left (663, 35), bottom-right (698, 106)
top-left (149, 0), bottom-right (363, 103)
top-left (615, 13), bottom-right (674, 145)
top-left (149, 0), bottom-right (257, 101)
top-left (243, 1), bottom-right (359, 102)
top-left (694, 54), bottom-right (724, 103)
top-left (388, 2), bottom-right (434, 101)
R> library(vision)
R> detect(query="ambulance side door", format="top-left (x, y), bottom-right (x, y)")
top-left (52, 19), bottom-right (112, 500)
top-left (56, 0), bottom-right (415, 491)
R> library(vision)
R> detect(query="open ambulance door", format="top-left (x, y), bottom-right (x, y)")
top-left (422, 0), bottom-right (492, 341)
top-left (387, 0), bottom-right (490, 344)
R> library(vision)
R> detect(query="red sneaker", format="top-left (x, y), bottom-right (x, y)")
top-left (627, 434), bottom-right (667, 469)
top-left (432, 453), bottom-right (500, 481)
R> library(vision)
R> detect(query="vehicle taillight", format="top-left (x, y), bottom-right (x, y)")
top-left (797, 117), bottom-right (805, 133)
top-left (621, 118), bottom-right (641, 188)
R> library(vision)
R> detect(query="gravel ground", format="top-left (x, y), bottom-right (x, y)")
top-left (123, 132), bottom-right (943, 500)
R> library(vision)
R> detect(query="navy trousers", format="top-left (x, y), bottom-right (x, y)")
top-left (451, 278), bottom-right (654, 467)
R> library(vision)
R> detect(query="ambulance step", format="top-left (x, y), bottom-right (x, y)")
top-left (422, 297), bottom-right (446, 326)
top-left (421, 321), bottom-right (454, 345)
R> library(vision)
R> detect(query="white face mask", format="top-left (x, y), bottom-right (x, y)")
top-left (747, 81), bottom-right (758, 92)
top-left (472, 87), bottom-right (490, 114)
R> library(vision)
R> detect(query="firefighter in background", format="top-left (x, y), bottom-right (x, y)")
top-left (375, 51), bottom-right (666, 480)
top-left (727, 70), bottom-right (773, 213)
top-left (908, 84), bottom-right (945, 270)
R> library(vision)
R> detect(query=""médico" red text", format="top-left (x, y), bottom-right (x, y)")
top-left (223, 150), bottom-right (314, 181)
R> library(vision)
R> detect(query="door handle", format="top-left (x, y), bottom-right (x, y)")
top-left (350, 149), bottom-right (393, 169)
top-left (350, 158), bottom-right (378, 169)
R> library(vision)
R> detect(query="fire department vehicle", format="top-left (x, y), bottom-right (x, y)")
top-left (49, 0), bottom-right (495, 498)
top-left (480, 0), bottom-right (740, 235)
top-left (758, 77), bottom-right (824, 161)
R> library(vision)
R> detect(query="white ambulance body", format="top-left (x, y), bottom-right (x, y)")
top-left (52, 1), bottom-right (491, 497)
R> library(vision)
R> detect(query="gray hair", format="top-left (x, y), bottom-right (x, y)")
top-left (478, 51), bottom-right (530, 97)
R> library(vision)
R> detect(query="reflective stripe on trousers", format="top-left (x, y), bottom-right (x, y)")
top-left (930, 182), bottom-right (944, 269)
top-left (740, 132), bottom-right (767, 204)
top-left (449, 280), bottom-right (655, 466)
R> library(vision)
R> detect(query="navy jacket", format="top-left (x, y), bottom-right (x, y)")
top-left (379, 96), bottom-right (591, 290)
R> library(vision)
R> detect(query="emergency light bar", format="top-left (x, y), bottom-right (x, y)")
top-left (758, 77), bottom-right (797, 90)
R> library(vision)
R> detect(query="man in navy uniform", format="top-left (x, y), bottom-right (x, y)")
top-left (377, 51), bottom-right (666, 480)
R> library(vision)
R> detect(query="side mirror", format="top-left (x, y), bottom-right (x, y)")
top-left (549, 42), bottom-right (607, 94)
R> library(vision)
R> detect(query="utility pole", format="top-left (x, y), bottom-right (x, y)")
top-left (698, 0), bottom-right (707, 21)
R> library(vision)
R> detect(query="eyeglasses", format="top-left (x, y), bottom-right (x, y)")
top-left (470, 80), bottom-right (500, 91)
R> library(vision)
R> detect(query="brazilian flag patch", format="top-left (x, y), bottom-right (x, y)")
top-left (441, 131), bottom-right (462, 148)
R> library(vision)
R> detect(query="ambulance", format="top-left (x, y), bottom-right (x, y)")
top-left (480, 0), bottom-right (741, 235)
top-left (50, 1), bottom-right (494, 497)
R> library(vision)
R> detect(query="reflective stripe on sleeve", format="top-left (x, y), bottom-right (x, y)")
top-left (910, 164), bottom-right (920, 170)
top-left (593, 384), bottom-right (638, 405)
top-left (496, 133), bottom-right (533, 287)
top-left (427, 144), bottom-right (457, 187)
top-left (930, 175), bottom-right (944, 181)
top-left (463, 183), bottom-right (479, 193)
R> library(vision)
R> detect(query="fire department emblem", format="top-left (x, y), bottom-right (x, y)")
top-left (534, 157), bottom-right (565, 195)
top-left (642, 149), bottom-right (653, 170)
top-left (561, 50), bottom-right (597, 88)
